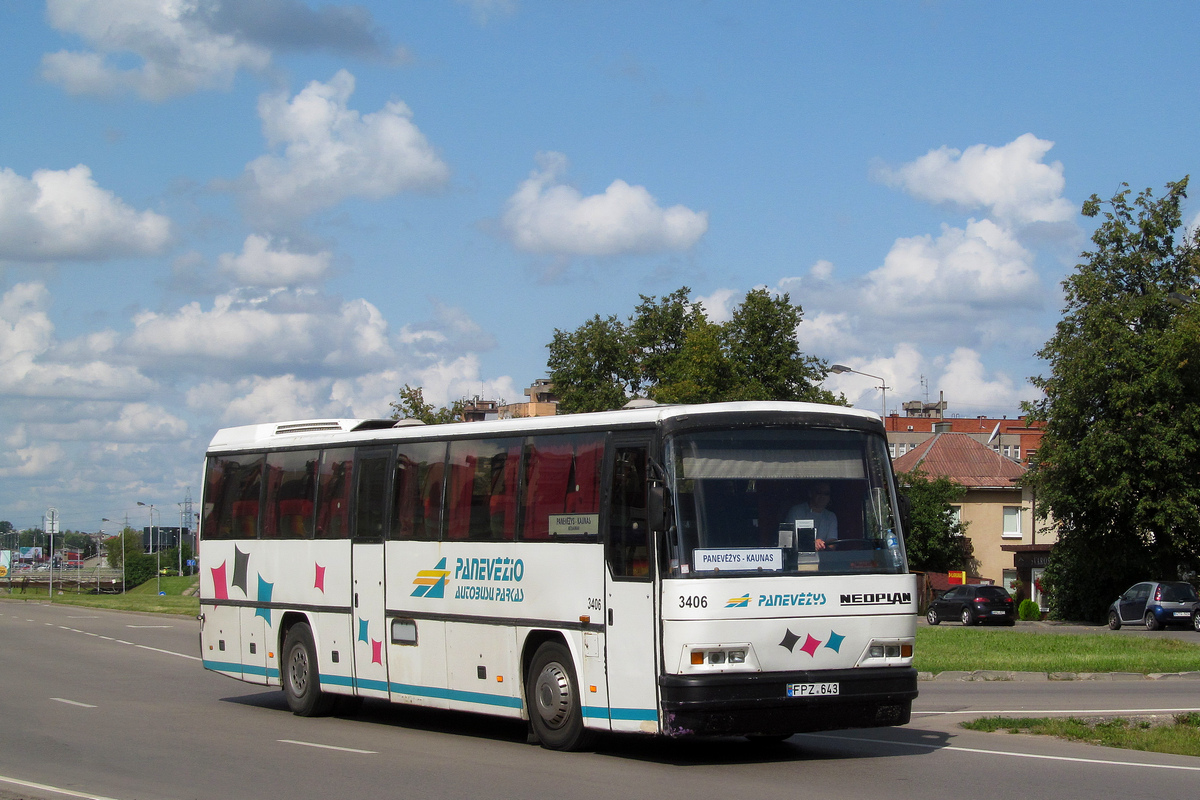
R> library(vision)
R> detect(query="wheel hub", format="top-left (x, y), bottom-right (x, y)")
top-left (534, 662), bottom-right (571, 727)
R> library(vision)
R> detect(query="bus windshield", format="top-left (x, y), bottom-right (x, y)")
top-left (666, 428), bottom-right (905, 577)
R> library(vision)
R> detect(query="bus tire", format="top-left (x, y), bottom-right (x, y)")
top-left (527, 641), bottom-right (591, 751)
top-left (282, 623), bottom-right (335, 717)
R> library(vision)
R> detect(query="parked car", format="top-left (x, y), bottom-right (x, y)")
top-left (926, 584), bottom-right (1016, 626)
top-left (1107, 581), bottom-right (1200, 631)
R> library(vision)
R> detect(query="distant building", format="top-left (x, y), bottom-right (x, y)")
top-left (893, 432), bottom-right (1055, 610)
top-left (885, 394), bottom-right (1044, 466)
top-left (460, 397), bottom-right (500, 422)
top-left (499, 379), bottom-right (559, 419)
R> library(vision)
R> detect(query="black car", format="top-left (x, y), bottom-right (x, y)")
top-left (926, 584), bottom-right (1016, 626)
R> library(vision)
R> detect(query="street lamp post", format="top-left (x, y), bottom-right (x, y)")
top-left (137, 502), bottom-right (160, 596)
top-left (829, 364), bottom-right (890, 422)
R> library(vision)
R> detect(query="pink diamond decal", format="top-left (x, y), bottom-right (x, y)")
top-left (799, 634), bottom-right (822, 657)
top-left (210, 561), bottom-right (228, 600)
top-left (371, 639), bottom-right (383, 665)
top-left (314, 563), bottom-right (326, 592)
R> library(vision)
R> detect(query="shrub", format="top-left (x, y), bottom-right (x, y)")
top-left (1018, 599), bottom-right (1042, 621)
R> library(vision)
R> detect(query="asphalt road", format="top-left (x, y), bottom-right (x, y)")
top-left (3, 600), bottom-right (1200, 800)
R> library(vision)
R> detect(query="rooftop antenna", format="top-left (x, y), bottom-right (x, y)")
top-left (920, 375), bottom-right (929, 404)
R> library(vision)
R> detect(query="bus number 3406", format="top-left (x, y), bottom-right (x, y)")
top-left (679, 595), bottom-right (708, 609)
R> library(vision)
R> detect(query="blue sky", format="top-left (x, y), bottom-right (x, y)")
top-left (2, 1), bottom-right (1198, 532)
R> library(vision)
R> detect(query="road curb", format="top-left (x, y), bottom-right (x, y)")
top-left (920, 670), bottom-right (1200, 681)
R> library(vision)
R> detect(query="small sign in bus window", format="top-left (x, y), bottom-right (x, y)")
top-left (547, 513), bottom-right (599, 536)
top-left (693, 548), bottom-right (783, 571)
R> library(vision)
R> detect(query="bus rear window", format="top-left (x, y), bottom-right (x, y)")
top-left (202, 452), bottom-right (265, 540)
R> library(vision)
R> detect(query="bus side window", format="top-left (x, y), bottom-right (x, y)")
top-left (522, 433), bottom-right (603, 540)
top-left (447, 439), bottom-right (521, 541)
top-left (315, 447), bottom-right (355, 539)
top-left (608, 445), bottom-right (650, 578)
top-left (390, 442), bottom-right (446, 541)
top-left (263, 449), bottom-right (318, 539)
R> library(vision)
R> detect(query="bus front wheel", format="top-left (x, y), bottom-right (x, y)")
top-left (527, 642), bottom-right (591, 751)
top-left (282, 623), bottom-right (335, 717)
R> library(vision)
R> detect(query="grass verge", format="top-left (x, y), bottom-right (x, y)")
top-left (962, 713), bottom-right (1200, 757)
top-left (0, 576), bottom-right (200, 616)
top-left (913, 626), bottom-right (1200, 675)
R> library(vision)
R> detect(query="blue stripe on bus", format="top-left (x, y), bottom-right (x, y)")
top-left (202, 659), bottom-right (280, 679)
top-left (203, 663), bottom-right (656, 721)
top-left (608, 707), bottom-right (659, 721)
top-left (389, 682), bottom-right (523, 709)
top-left (354, 676), bottom-right (390, 693)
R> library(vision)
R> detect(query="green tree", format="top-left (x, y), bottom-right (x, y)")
top-left (896, 469), bottom-right (975, 573)
top-left (1025, 177), bottom-right (1200, 622)
top-left (104, 527), bottom-right (143, 570)
top-left (389, 384), bottom-right (466, 424)
top-left (547, 313), bottom-right (638, 413)
top-left (724, 288), bottom-right (835, 403)
top-left (548, 287), bottom-right (837, 411)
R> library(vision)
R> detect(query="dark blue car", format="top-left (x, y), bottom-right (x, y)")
top-left (1107, 581), bottom-right (1200, 631)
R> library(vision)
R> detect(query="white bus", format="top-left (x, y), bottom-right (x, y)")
top-left (198, 401), bottom-right (918, 749)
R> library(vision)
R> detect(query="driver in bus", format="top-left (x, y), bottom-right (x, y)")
top-left (784, 481), bottom-right (838, 550)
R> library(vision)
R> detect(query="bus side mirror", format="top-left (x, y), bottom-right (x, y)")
top-left (647, 482), bottom-right (665, 533)
top-left (897, 492), bottom-right (912, 535)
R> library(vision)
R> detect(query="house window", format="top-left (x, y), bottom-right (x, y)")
top-left (889, 442), bottom-right (896, 458)
top-left (1002, 506), bottom-right (1022, 538)
top-left (1003, 569), bottom-right (1018, 595)
top-left (948, 505), bottom-right (962, 534)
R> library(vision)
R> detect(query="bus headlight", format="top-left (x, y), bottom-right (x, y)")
top-left (860, 639), bottom-right (913, 666)
top-left (686, 644), bottom-right (756, 671)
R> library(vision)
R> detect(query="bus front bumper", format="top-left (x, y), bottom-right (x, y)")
top-left (658, 666), bottom-right (917, 737)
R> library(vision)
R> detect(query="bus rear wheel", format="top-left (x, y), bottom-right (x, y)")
top-left (282, 623), bottom-right (336, 717)
top-left (527, 642), bottom-right (591, 751)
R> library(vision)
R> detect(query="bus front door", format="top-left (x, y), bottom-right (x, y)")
top-left (604, 442), bottom-right (660, 733)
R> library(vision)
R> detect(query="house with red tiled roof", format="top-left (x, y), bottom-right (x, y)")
top-left (892, 432), bottom-right (1056, 609)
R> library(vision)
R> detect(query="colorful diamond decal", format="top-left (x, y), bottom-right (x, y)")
top-left (231, 546), bottom-right (250, 595)
top-left (799, 634), bottom-right (822, 657)
top-left (358, 618), bottom-right (370, 644)
top-left (779, 628), bottom-right (800, 652)
top-left (254, 575), bottom-right (274, 624)
top-left (209, 561), bottom-right (228, 601)
top-left (824, 630), bottom-right (845, 653)
top-left (371, 639), bottom-right (383, 665)
top-left (314, 563), bottom-right (326, 592)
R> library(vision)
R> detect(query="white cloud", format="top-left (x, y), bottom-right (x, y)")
top-left (41, 0), bottom-right (272, 100)
top-left (126, 289), bottom-right (394, 373)
top-left (935, 347), bottom-right (1039, 412)
top-left (862, 218), bottom-right (1040, 317)
top-left (457, 0), bottom-right (518, 25)
top-left (696, 287), bottom-right (739, 323)
top-left (0, 282), bottom-right (157, 400)
top-left (41, 0), bottom-right (401, 101)
top-left (242, 70), bottom-right (449, 220)
top-left (218, 234), bottom-right (331, 287)
top-left (0, 442), bottom-right (67, 478)
top-left (875, 133), bottom-right (1073, 226)
top-left (0, 165), bottom-right (171, 261)
top-left (502, 151), bottom-right (708, 257)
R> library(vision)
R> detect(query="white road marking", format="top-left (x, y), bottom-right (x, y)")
top-left (914, 706), bottom-right (1200, 717)
top-left (115, 639), bottom-right (133, 645)
top-left (67, 615), bottom-right (101, 619)
top-left (0, 772), bottom-right (123, 800)
top-left (278, 739), bottom-right (378, 754)
top-left (134, 643), bottom-right (201, 661)
top-left (125, 625), bottom-right (173, 629)
top-left (799, 732), bottom-right (1200, 772)
top-left (51, 698), bottom-right (98, 709)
